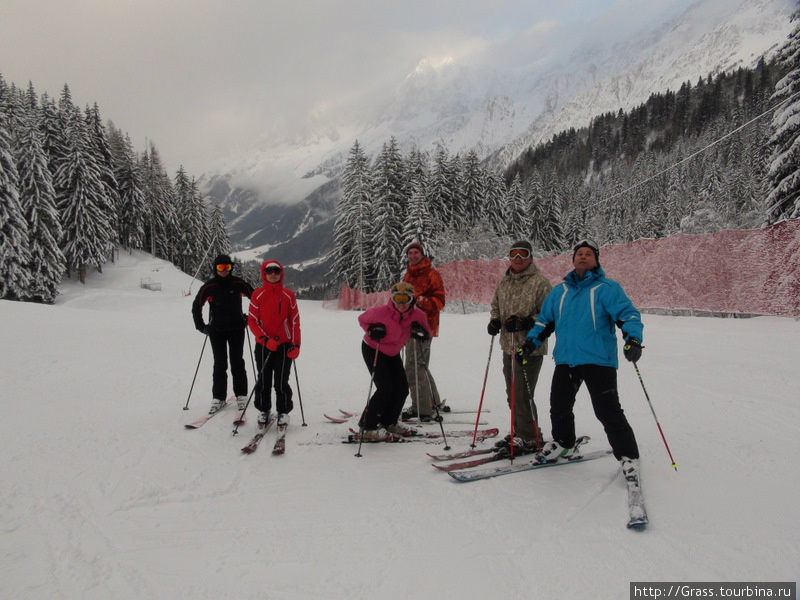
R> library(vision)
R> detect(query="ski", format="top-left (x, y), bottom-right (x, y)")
top-left (339, 409), bottom-right (357, 417)
top-left (403, 418), bottom-right (487, 426)
top-left (427, 448), bottom-right (494, 461)
top-left (449, 447), bottom-right (613, 482)
top-left (344, 428), bottom-right (499, 444)
top-left (625, 469), bottom-right (649, 530)
top-left (240, 415), bottom-right (276, 454)
top-left (184, 397), bottom-right (235, 429)
top-left (433, 453), bottom-right (504, 471)
top-left (348, 427), bottom-right (498, 440)
top-left (324, 413), bottom-right (349, 423)
top-left (272, 422), bottom-right (288, 455)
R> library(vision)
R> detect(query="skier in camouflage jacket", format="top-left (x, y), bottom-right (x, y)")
top-left (488, 240), bottom-right (552, 446)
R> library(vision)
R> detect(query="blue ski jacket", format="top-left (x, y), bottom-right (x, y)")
top-left (526, 267), bottom-right (643, 369)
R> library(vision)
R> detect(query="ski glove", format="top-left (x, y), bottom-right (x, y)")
top-left (286, 344), bottom-right (300, 360)
top-left (260, 336), bottom-right (280, 351)
top-left (410, 322), bottom-right (430, 341)
top-left (197, 324), bottom-right (211, 335)
top-left (515, 340), bottom-right (537, 365)
top-left (367, 323), bottom-right (387, 341)
top-left (504, 315), bottom-right (534, 333)
top-left (623, 338), bottom-right (643, 363)
top-left (487, 318), bottom-right (501, 336)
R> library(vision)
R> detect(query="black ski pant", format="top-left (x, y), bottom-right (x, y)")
top-left (549, 364), bottom-right (639, 460)
top-left (253, 343), bottom-right (294, 415)
top-left (359, 341), bottom-right (408, 430)
top-left (209, 328), bottom-right (248, 400)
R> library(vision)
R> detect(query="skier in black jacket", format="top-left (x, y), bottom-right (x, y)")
top-left (192, 254), bottom-right (254, 414)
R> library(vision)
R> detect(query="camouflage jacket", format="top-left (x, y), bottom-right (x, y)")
top-left (490, 261), bottom-right (552, 356)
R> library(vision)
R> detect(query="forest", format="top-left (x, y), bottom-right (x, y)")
top-left (0, 76), bottom-right (227, 303)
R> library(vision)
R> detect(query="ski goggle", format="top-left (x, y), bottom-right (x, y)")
top-left (215, 263), bottom-right (232, 272)
top-left (264, 266), bottom-right (282, 275)
top-left (392, 291), bottom-right (413, 304)
top-left (573, 239), bottom-right (600, 255)
top-left (509, 248), bottom-right (531, 259)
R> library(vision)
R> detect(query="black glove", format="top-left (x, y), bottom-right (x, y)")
top-left (515, 340), bottom-right (536, 364)
top-left (504, 315), bottom-right (534, 333)
top-left (197, 323), bottom-right (211, 335)
top-left (487, 318), bottom-right (501, 336)
top-left (410, 322), bottom-right (430, 341)
top-left (623, 338), bottom-right (643, 363)
top-left (367, 323), bottom-right (386, 341)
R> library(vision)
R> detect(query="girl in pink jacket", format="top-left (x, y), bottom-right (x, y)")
top-left (357, 282), bottom-right (430, 439)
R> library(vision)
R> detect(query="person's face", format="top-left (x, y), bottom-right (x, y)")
top-left (264, 266), bottom-right (281, 282)
top-left (509, 248), bottom-right (532, 273)
top-left (573, 247), bottom-right (598, 276)
top-left (394, 299), bottom-right (411, 312)
top-left (407, 248), bottom-right (423, 266)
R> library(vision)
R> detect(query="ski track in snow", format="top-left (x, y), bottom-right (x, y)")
top-left (1, 250), bottom-right (798, 599)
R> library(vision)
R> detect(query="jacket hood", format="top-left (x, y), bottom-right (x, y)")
top-left (260, 259), bottom-right (285, 286)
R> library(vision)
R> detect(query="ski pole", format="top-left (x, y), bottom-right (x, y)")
top-left (520, 367), bottom-right (542, 451)
top-left (355, 343), bottom-right (381, 458)
top-left (509, 347), bottom-right (517, 462)
top-left (292, 361), bottom-right (307, 426)
top-left (416, 339), bottom-right (449, 450)
top-left (233, 343), bottom-right (272, 435)
top-left (183, 335), bottom-right (208, 410)
top-left (471, 335), bottom-right (494, 448)
top-left (245, 324), bottom-right (256, 380)
top-left (632, 362), bottom-right (678, 471)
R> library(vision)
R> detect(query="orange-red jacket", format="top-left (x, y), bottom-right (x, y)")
top-left (403, 257), bottom-right (445, 337)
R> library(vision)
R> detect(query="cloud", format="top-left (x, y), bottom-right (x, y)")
top-left (1, 0), bottom-right (689, 177)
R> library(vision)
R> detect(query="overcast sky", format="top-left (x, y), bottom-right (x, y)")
top-left (1, 0), bottom-right (693, 176)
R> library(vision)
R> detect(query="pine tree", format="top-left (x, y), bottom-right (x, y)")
top-left (110, 131), bottom-right (146, 251)
top-left (370, 139), bottom-right (405, 290)
top-left (54, 110), bottom-right (113, 283)
top-left (765, 9), bottom-right (800, 222)
top-left (0, 118), bottom-right (32, 299)
top-left (329, 140), bottom-right (373, 290)
top-left (15, 104), bottom-right (65, 302)
top-left (84, 104), bottom-right (121, 252)
top-left (505, 174), bottom-right (529, 240)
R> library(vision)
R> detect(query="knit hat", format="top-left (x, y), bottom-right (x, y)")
top-left (390, 281), bottom-right (415, 304)
top-left (213, 254), bottom-right (232, 266)
top-left (510, 240), bottom-right (532, 253)
top-left (572, 239), bottom-right (600, 263)
top-left (406, 242), bottom-right (425, 256)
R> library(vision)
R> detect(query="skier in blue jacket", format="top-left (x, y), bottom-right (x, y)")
top-left (518, 240), bottom-right (643, 474)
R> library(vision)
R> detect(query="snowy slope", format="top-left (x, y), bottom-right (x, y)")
top-left (1, 251), bottom-right (798, 599)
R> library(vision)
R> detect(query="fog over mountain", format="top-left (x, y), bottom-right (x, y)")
top-left (207, 0), bottom-right (794, 270)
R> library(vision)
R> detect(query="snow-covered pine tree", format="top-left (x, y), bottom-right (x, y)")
top-left (765, 8), bottom-right (800, 223)
top-left (140, 143), bottom-right (176, 261)
top-left (84, 104), bottom-right (121, 256)
top-left (109, 130), bottom-right (146, 251)
top-left (428, 146), bottom-right (458, 229)
top-left (207, 201), bottom-right (230, 259)
top-left (15, 102), bottom-right (64, 303)
top-left (329, 140), bottom-right (372, 290)
top-left (370, 138), bottom-right (405, 290)
top-left (504, 174), bottom-right (529, 241)
top-left (460, 150), bottom-right (485, 229)
top-left (483, 172), bottom-right (508, 237)
top-left (0, 117), bottom-right (32, 299)
top-left (54, 107), bottom-right (113, 283)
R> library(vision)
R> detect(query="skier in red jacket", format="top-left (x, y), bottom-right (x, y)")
top-left (247, 260), bottom-right (300, 429)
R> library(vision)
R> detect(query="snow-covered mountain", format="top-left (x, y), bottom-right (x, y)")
top-left (207, 0), bottom-right (795, 266)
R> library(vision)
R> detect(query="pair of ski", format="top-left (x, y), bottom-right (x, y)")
top-left (430, 435), bottom-right (648, 530)
top-left (324, 408), bottom-right (485, 426)
top-left (344, 427), bottom-right (499, 444)
top-left (241, 415), bottom-right (288, 455)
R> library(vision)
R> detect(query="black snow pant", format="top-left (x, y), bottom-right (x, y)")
top-left (358, 341), bottom-right (408, 430)
top-left (209, 328), bottom-right (248, 400)
top-left (253, 342), bottom-right (294, 415)
top-left (549, 364), bottom-right (639, 460)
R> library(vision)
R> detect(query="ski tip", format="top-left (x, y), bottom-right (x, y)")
top-left (627, 521), bottom-right (648, 531)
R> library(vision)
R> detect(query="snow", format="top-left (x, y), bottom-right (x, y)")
top-left (2, 250), bottom-right (798, 599)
